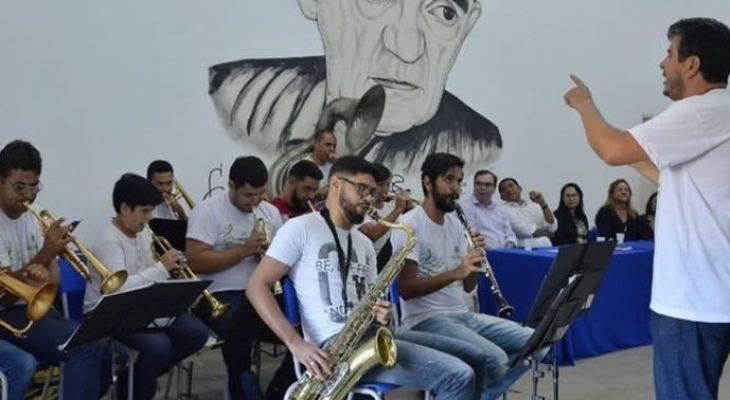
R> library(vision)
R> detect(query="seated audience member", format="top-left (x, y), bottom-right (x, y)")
top-left (595, 179), bottom-right (640, 240)
top-left (498, 178), bottom-right (556, 248)
top-left (635, 191), bottom-right (658, 240)
top-left (460, 169), bottom-right (517, 249)
top-left (552, 183), bottom-right (589, 245)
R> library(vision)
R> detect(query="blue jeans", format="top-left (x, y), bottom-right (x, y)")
top-left (115, 313), bottom-right (209, 400)
top-left (412, 312), bottom-right (536, 400)
top-left (651, 311), bottom-right (730, 400)
top-left (0, 340), bottom-right (38, 400)
top-left (0, 306), bottom-right (108, 400)
top-left (355, 333), bottom-right (476, 400)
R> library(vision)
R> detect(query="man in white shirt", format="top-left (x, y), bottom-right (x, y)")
top-left (305, 128), bottom-right (337, 186)
top-left (186, 156), bottom-right (289, 400)
top-left (86, 173), bottom-right (209, 400)
top-left (147, 160), bottom-right (189, 221)
top-left (392, 153), bottom-right (538, 400)
top-left (247, 155), bottom-right (477, 400)
top-left (564, 17), bottom-right (730, 400)
top-left (460, 170), bottom-right (517, 250)
top-left (497, 178), bottom-right (556, 248)
top-left (0, 140), bottom-right (108, 400)
top-left (357, 163), bottom-right (411, 271)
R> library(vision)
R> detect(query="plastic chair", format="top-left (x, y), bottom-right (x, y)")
top-left (281, 279), bottom-right (400, 400)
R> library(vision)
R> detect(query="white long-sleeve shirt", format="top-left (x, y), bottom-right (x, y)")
top-left (499, 200), bottom-right (557, 248)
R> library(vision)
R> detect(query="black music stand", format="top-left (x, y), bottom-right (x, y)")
top-left (60, 279), bottom-right (210, 351)
top-left (509, 241), bottom-right (616, 400)
top-left (149, 219), bottom-right (188, 252)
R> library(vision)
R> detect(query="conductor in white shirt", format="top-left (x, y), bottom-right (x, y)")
top-left (564, 17), bottom-right (730, 400)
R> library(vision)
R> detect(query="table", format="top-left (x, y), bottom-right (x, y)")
top-left (479, 241), bottom-right (654, 365)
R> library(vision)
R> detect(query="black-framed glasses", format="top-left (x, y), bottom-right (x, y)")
top-left (4, 180), bottom-right (43, 195)
top-left (337, 176), bottom-right (378, 199)
top-left (474, 182), bottom-right (495, 188)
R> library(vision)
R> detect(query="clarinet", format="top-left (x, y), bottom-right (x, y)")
top-left (452, 202), bottom-right (515, 319)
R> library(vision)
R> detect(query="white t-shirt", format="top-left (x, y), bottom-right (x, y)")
top-left (266, 213), bottom-right (377, 345)
top-left (0, 210), bottom-right (44, 309)
top-left (390, 207), bottom-right (469, 329)
top-left (186, 193), bottom-right (283, 293)
top-left (629, 88), bottom-right (730, 323)
top-left (152, 203), bottom-right (177, 220)
top-left (84, 220), bottom-right (170, 311)
top-left (499, 201), bottom-right (556, 248)
top-left (304, 155), bottom-right (332, 186)
top-left (358, 202), bottom-right (394, 255)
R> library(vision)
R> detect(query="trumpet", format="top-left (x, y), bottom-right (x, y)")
top-left (0, 270), bottom-right (57, 337)
top-left (168, 179), bottom-right (196, 210)
top-left (452, 202), bottom-right (514, 319)
top-left (148, 230), bottom-right (230, 319)
top-left (24, 203), bottom-right (128, 295)
top-left (252, 207), bottom-right (282, 294)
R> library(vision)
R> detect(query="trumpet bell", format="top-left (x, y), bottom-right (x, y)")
top-left (100, 270), bottom-right (129, 295)
top-left (26, 282), bottom-right (58, 322)
top-left (0, 272), bottom-right (57, 336)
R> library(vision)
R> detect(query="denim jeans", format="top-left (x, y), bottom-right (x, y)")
top-left (0, 340), bottom-right (38, 400)
top-left (651, 311), bottom-right (730, 400)
top-left (0, 306), bottom-right (108, 400)
top-left (197, 290), bottom-right (292, 400)
top-left (114, 313), bottom-right (209, 400)
top-left (357, 333), bottom-right (476, 400)
top-left (412, 312), bottom-right (536, 400)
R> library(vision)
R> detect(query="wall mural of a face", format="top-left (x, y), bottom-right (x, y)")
top-left (209, 0), bottom-right (501, 197)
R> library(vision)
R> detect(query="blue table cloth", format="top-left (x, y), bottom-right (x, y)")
top-left (479, 241), bottom-right (654, 365)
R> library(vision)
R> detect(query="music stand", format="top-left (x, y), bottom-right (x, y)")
top-left (149, 219), bottom-right (188, 252)
top-left (60, 279), bottom-right (211, 350)
top-left (509, 241), bottom-right (616, 400)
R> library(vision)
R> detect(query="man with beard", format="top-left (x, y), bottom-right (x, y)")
top-left (147, 160), bottom-right (188, 221)
top-left (246, 155), bottom-right (478, 400)
top-left (565, 17), bottom-right (730, 400)
top-left (391, 153), bottom-right (537, 400)
top-left (269, 160), bottom-right (323, 221)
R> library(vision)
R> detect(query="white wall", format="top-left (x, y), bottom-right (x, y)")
top-left (1, 0), bottom-right (727, 242)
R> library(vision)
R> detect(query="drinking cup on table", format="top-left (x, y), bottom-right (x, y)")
top-left (616, 233), bottom-right (625, 245)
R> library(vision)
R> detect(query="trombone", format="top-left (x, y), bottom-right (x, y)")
top-left (24, 203), bottom-right (128, 295)
top-left (148, 230), bottom-right (229, 319)
top-left (0, 271), bottom-right (57, 337)
top-left (169, 179), bottom-right (196, 210)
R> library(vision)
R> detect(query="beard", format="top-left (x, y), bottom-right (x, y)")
top-left (663, 75), bottom-right (685, 101)
top-left (291, 193), bottom-right (305, 211)
top-left (434, 190), bottom-right (458, 213)
top-left (339, 192), bottom-right (366, 225)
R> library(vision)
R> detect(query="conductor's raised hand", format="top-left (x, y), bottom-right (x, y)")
top-left (564, 74), bottom-right (594, 111)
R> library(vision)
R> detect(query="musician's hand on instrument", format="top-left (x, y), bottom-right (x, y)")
top-left (393, 191), bottom-right (410, 212)
top-left (371, 299), bottom-right (392, 326)
top-left (469, 229), bottom-right (487, 250)
top-left (242, 229), bottom-right (268, 259)
top-left (164, 193), bottom-right (185, 214)
top-left (41, 218), bottom-right (73, 256)
top-left (19, 263), bottom-right (50, 283)
top-left (160, 249), bottom-right (181, 272)
top-left (454, 250), bottom-right (483, 279)
top-left (291, 339), bottom-right (333, 380)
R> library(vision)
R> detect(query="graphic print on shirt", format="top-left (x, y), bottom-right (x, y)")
top-left (221, 223), bottom-right (248, 249)
top-left (315, 242), bottom-right (372, 324)
top-left (420, 244), bottom-right (463, 288)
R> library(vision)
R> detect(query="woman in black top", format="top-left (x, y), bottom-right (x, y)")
top-left (595, 179), bottom-right (640, 240)
top-left (552, 183), bottom-right (589, 245)
top-left (635, 191), bottom-right (658, 240)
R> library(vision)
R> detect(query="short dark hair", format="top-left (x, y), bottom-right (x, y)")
top-left (0, 140), bottom-right (42, 179)
top-left (112, 173), bottom-right (164, 213)
top-left (668, 18), bottom-right (730, 84)
top-left (146, 160), bottom-right (174, 180)
top-left (229, 156), bottom-right (268, 188)
top-left (420, 153), bottom-right (464, 196)
top-left (371, 163), bottom-right (392, 183)
top-left (288, 160), bottom-right (323, 182)
top-left (474, 169), bottom-right (498, 184)
top-left (498, 178), bottom-right (520, 194)
top-left (313, 128), bottom-right (335, 143)
top-left (329, 155), bottom-right (376, 180)
top-left (557, 182), bottom-right (586, 220)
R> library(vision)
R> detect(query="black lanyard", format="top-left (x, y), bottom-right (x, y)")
top-left (320, 207), bottom-right (353, 305)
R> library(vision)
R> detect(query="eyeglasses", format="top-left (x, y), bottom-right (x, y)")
top-left (474, 182), bottom-right (495, 188)
top-left (4, 180), bottom-right (43, 195)
top-left (337, 176), bottom-right (378, 199)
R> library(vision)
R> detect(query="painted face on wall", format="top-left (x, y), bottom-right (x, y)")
top-left (300, 0), bottom-right (482, 134)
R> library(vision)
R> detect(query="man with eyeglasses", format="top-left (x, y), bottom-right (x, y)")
top-left (391, 153), bottom-right (540, 400)
top-left (247, 155), bottom-right (478, 400)
top-left (0, 140), bottom-right (109, 400)
top-left (460, 170), bottom-right (517, 250)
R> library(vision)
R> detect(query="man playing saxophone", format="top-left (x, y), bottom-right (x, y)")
top-left (0, 140), bottom-right (108, 400)
top-left (391, 153), bottom-right (541, 400)
top-left (247, 156), bottom-right (476, 400)
top-left (84, 173), bottom-right (209, 400)
top-left (185, 156), bottom-right (293, 400)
